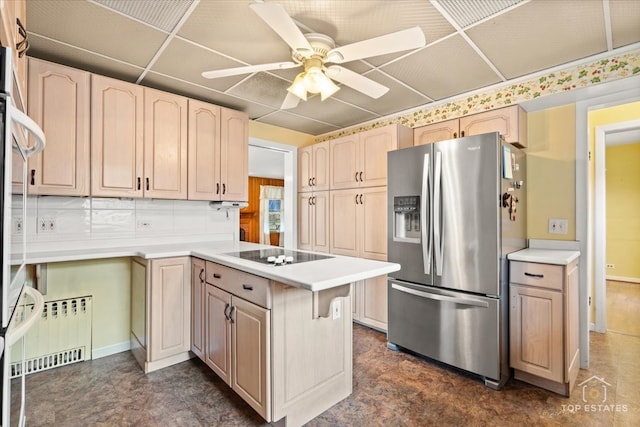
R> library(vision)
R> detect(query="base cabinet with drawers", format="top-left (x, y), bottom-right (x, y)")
top-left (130, 256), bottom-right (192, 373)
top-left (193, 258), bottom-right (353, 426)
top-left (509, 257), bottom-right (580, 396)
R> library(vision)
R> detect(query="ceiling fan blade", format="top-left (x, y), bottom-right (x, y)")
top-left (327, 26), bottom-right (425, 64)
top-left (281, 92), bottom-right (301, 109)
top-left (325, 66), bottom-right (389, 99)
top-left (250, 3), bottom-right (313, 56)
top-left (202, 61), bottom-right (299, 79)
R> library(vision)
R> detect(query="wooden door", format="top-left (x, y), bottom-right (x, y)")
top-left (91, 74), bottom-right (144, 197)
top-left (298, 145), bottom-right (313, 193)
top-left (231, 297), bottom-right (270, 420)
top-left (205, 284), bottom-right (232, 386)
top-left (312, 141), bottom-right (330, 191)
top-left (329, 188), bottom-right (358, 257)
top-left (191, 257), bottom-right (206, 360)
top-left (414, 118), bottom-right (460, 145)
top-left (188, 99), bottom-right (221, 200)
top-left (297, 193), bottom-right (313, 250)
top-left (27, 58), bottom-right (90, 196)
top-left (359, 125), bottom-right (398, 187)
top-left (149, 257), bottom-right (191, 362)
top-left (329, 134), bottom-right (359, 190)
top-left (220, 108), bottom-right (248, 201)
top-left (360, 274), bottom-right (388, 331)
top-left (144, 87), bottom-right (188, 199)
top-left (312, 191), bottom-right (330, 253)
top-left (459, 105), bottom-right (527, 146)
top-left (510, 284), bottom-right (563, 382)
top-left (360, 187), bottom-right (387, 261)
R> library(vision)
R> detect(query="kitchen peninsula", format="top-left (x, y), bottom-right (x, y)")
top-left (25, 241), bottom-right (399, 426)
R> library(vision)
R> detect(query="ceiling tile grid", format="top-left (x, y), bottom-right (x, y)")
top-left (25, 0), bottom-right (640, 136)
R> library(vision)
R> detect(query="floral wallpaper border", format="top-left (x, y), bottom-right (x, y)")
top-left (315, 48), bottom-right (640, 143)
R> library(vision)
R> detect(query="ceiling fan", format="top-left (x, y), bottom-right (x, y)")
top-left (201, 2), bottom-right (426, 109)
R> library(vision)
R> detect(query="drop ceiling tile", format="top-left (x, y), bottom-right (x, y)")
top-left (287, 96), bottom-right (378, 129)
top-left (27, 0), bottom-right (167, 68)
top-left (381, 35), bottom-right (502, 100)
top-left (466, 0), bottom-right (608, 79)
top-left (178, 0), bottom-right (292, 65)
top-left (151, 37), bottom-right (248, 92)
top-left (141, 72), bottom-right (276, 119)
top-left (226, 73), bottom-right (291, 110)
top-left (92, 0), bottom-right (195, 32)
top-left (332, 70), bottom-right (431, 116)
top-left (256, 112), bottom-right (339, 136)
top-left (610, 0), bottom-right (640, 48)
top-left (27, 34), bottom-right (144, 83)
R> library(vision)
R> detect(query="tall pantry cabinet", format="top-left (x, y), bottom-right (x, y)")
top-left (298, 124), bottom-right (412, 331)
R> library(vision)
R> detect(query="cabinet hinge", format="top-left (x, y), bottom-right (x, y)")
top-left (589, 296), bottom-right (591, 306)
top-left (588, 151), bottom-right (592, 161)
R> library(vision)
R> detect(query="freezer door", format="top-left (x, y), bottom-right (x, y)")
top-left (387, 279), bottom-right (500, 381)
top-left (387, 144), bottom-right (433, 285)
top-left (433, 133), bottom-right (500, 295)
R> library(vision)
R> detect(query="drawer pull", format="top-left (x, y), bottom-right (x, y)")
top-left (229, 305), bottom-right (235, 323)
top-left (242, 284), bottom-right (253, 291)
top-left (223, 303), bottom-right (230, 321)
top-left (524, 272), bottom-right (544, 278)
top-left (213, 273), bottom-right (222, 279)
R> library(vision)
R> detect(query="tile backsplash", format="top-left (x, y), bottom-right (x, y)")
top-left (19, 196), bottom-right (238, 248)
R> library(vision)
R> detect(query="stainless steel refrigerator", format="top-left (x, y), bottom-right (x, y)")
top-left (386, 132), bottom-right (526, 389)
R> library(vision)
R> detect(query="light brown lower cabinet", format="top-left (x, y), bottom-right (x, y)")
top-left (352, 275), bottom-right (388, 332)
top-left (194, 258), bottom-right (352, 426)
top-left (130, 256), bottom-right (192, 373)
top-left (509, 259), bottom-right (580, 396)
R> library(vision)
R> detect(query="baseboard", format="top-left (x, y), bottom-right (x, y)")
top-left (92, 340), bottom-right (131, 360)
top-left (606, 275), bottom-right (640, 284)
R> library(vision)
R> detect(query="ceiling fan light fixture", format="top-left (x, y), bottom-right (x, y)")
top-left (287, 72), bottom-right (308, 101)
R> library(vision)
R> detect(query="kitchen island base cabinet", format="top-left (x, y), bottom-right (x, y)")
top-left (197, 259), bottom-right (352, 426)
top-left (130, 257), bottom-right (192, 374)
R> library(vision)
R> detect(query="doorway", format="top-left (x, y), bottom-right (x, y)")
top-left (246, 138), bottom-right (297, 248)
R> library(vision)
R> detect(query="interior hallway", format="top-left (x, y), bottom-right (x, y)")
top-left (17, 322), bottom-right (639, 426)
top-left (606, 280), bottom-right (640, 337)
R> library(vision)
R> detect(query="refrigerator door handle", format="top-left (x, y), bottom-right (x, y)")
top-left (391, 283), bottom-right (489, 308)
top-left (433, 151), bottom-right (444, 276)
top-left (421, 153), bottom-right (431, 274)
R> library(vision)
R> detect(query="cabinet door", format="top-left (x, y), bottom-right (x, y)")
top-left (359, 126), bottom-right (397, 187)
top-left (231, 297), bottom-right (270, 420)
top-left (191, 257), bottom-right (206, 360)
top-left (130, 258), bottom-right (147, 349)
top-left (297, 193), bottom-right (313, 251)
top-left (329, 134), bottom-right (359, 190)
top-left (149, 257), bottom-right (191, 362)
top-left (91, 74), bottom-right (144, 197)
top-left (205, 284), bottom-right (232, 386)
top-left (510, 284), bottom-right (563, 382)
top-left (27, 58), bottom-right (90, 196)
top-left (329, 188), bottom-right (359, 257)
top-left (188, 99), bottom-right (221, 200)
top-left (312, 141), bottom-right (330, 191)
top-left (220, 108), bottom-right (248, 201)
top-left (414, 118), bottom-right (460, 145)
top-left (360, 187), bottom-right (387, 261)
top-left (359, 275), bottom-right (388, 331)
top-left (565, 262), bottom-right (580, 382)
top-left (144, 88), bottom-right (188, 199)
top-left (459, 105), bottom-right (527, 146)
top-left (298, 145), bottom-right (313, 193)
top-left (312, 191), bottom-right (330, 253)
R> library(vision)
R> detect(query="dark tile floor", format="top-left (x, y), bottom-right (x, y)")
top-left (18, 324), bottom-right (640, 427)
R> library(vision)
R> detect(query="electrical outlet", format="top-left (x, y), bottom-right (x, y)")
top-left (136, 220), bottom-right (152, 230)
top-left (331, 300), bottom-right (341, 320)
top-left (38, 217), bottom-right (56, 233)
top-left (548, 218), bottom-right (568, 234)
top-left (606, 264), bottom-right (615, 269)
top-left (12, 216), bottom-right (23, 233)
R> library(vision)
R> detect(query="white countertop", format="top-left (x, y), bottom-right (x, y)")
top-left (507, 248), bottom-right (580, 265)
top-left (25, 241), bottom-right (400, 292)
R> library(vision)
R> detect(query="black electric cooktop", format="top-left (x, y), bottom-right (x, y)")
top-left (223, 248), bottom-right (333, 265)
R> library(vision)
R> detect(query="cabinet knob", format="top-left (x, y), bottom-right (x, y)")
top-left (308, 178), bottom-right (312, 187)
top-left (312, 177), bottom-right (316, 186)
top-left (223, 303), bottom-right (230, 321)
top-left (216, 183), bottom-right (220, 194)
top-left (145, 177), bottom-right (150, 191)
top-left (359, 194), bottom-right (363, 204)
top-left (199, 269), bottom-right (205, 283)
top-left (359, 171), bottom-right (363, 182)
top-left (137, 177), bottom-right (141, 190)
top-left (229, 305), bottom-right (235, 323)
top-left (30, 169), bottom-right (35, 186)
top-left (222, 183), bottom-right (226, 194)
top-left (354, 172), bottom-right (359, 182)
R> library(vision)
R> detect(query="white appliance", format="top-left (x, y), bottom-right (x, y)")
top-left (386, 132), bottom-right (526, 389)
top-left (1, 46), bottom-right (46, 426)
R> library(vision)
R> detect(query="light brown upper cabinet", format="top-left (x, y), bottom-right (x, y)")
top-left (91, 75), bottom-right (144, 198)
top-left (414, 118), bottom-right (460, 146)
top-left (1, 0), bottom-right (27, 104)
top-left (27, 58), bottom-right (90, 196)
top-left (144, 87), bottom-right (188, 199)
top-left (188, 100), bottom-right (248, 201)
top-left (329, 124), bottom-right (412, 190)
top-left (413, 105), bottom-right (527, 147)
top-left (459, 105), bottom-right (527, 147)
top-left (298, 141), bottom-right (329, 192)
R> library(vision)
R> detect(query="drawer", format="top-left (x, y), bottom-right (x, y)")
top-left (205, 261), bottom-right (271, 308)
top-left (509, 261), bottom-right (563, 291)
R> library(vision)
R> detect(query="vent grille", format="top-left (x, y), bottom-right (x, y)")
top-left (10, 297), bottom-right (92, 378)
top-left (92, 0), bottom-right (195, 32)
top-left (436, 0), bottom-right (527, 28)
